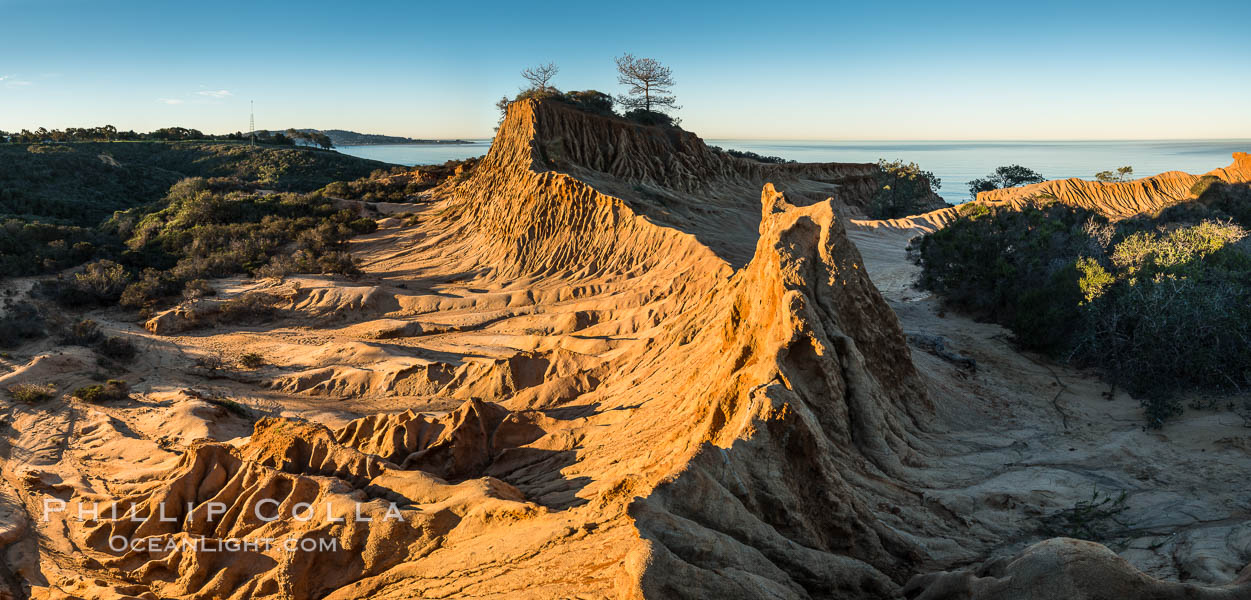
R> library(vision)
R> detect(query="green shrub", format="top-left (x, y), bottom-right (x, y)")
top-left (0, 141), bottom-right (387, 279)
top-left (348, 218), bottom-right (378, 234)
top-left (113, 185), bottom-right (373, 307)
top-left (27, 144), bottom-right (74, 154)
top-left (1190, 175), bottom-right (1221, 198)
top-left (97, 335), bottom-right (138, 363)
top-left (255, 255), bottom-right (298, 279)
top-left (0, 300), bottom-right (46, 347)
top-left (72, 379), bottom-right (129, 402)
top-left (563, 90), bottom-right (615, 115)
top-left (204, 395), bottom-right (252, 418)
top-left (65, 260), bottom-right (131, 305)
top-left (498, 88), bottom-right (619, 121)
top-left (315, 251), bottom-right (361, 276)
top-left (1200, 181), bottom-right (1251, 225)
top-left (869, 159), bottom-right (942, 219)
top-left (6, 382), bottom-right (56, 403)
top-left (317, 159), bottom-right (481, 203)
top-left (57, 319), bottom-right (137, 363)
top-left (622, 109), bottom-right (679, 128)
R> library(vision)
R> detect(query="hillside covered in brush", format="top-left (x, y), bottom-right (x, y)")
top-left (0, 141), bottom-right (390, 277)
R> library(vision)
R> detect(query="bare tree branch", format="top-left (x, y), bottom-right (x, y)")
top-left (614, 54), bottom-right (678, 113)
top-left (520, 62), bottom-right (559, 92)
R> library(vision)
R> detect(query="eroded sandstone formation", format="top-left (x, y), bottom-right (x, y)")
top-left (1, 100), bottom-right (1247, 600)
top-left (975, 151), bottom-right (1251, 218)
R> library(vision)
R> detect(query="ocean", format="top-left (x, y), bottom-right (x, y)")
top-left (337, 139), bottom-right (1251, 204)
top-left (336, 142), bottom-right (492, 167)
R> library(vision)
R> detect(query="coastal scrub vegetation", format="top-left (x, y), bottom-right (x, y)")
top-left (914, 184), bottom-right (1251, 426)
top-left (0, 300), bottom-right (46, 347)
top-left (284, 129), bottom-right (334, 150)
top-left (319, 159), bottom-right (479, 202)
top-left (1, 125), bottom-right (299, 145)
top-left (100, 178), bottom-right (373, 308)
top-left (870, 159), bottom-right (942, 219)
top-left (967, 164), bottom-right (1046, 199)
top-left (18, 174), bottom-right (378, 326)
top-left (0, 141), bottom-right (385, 278)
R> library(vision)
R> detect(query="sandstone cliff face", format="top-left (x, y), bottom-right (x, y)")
top-left (624, 186), bottom-right (940, 598)
top-left (413, 101), bottom-right (948, 596)
top-left (448, 100), bottom-right (940, 269)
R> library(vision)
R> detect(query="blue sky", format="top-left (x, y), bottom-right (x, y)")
top-left (1, 0), bottom-right (1248, 140)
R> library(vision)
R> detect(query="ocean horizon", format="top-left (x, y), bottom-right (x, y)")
top-left (338, 138), bottom-right (1251, 204)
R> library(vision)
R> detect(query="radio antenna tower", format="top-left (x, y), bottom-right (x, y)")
top-left (249, 101), bottom-right (255, 146)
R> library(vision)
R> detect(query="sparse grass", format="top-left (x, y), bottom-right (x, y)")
top-left (6, 382), bottom-right (56, 403)
top-left (239, 352), bottom-right (265, 369)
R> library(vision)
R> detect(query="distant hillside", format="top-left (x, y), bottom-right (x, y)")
top-left (0, 140), bottom-right (390, 226)
top-left (295, 129), bottom-right (473, 146)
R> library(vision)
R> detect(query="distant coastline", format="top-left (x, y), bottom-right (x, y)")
top-left (707, 139), bottom-right (1251, 204)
